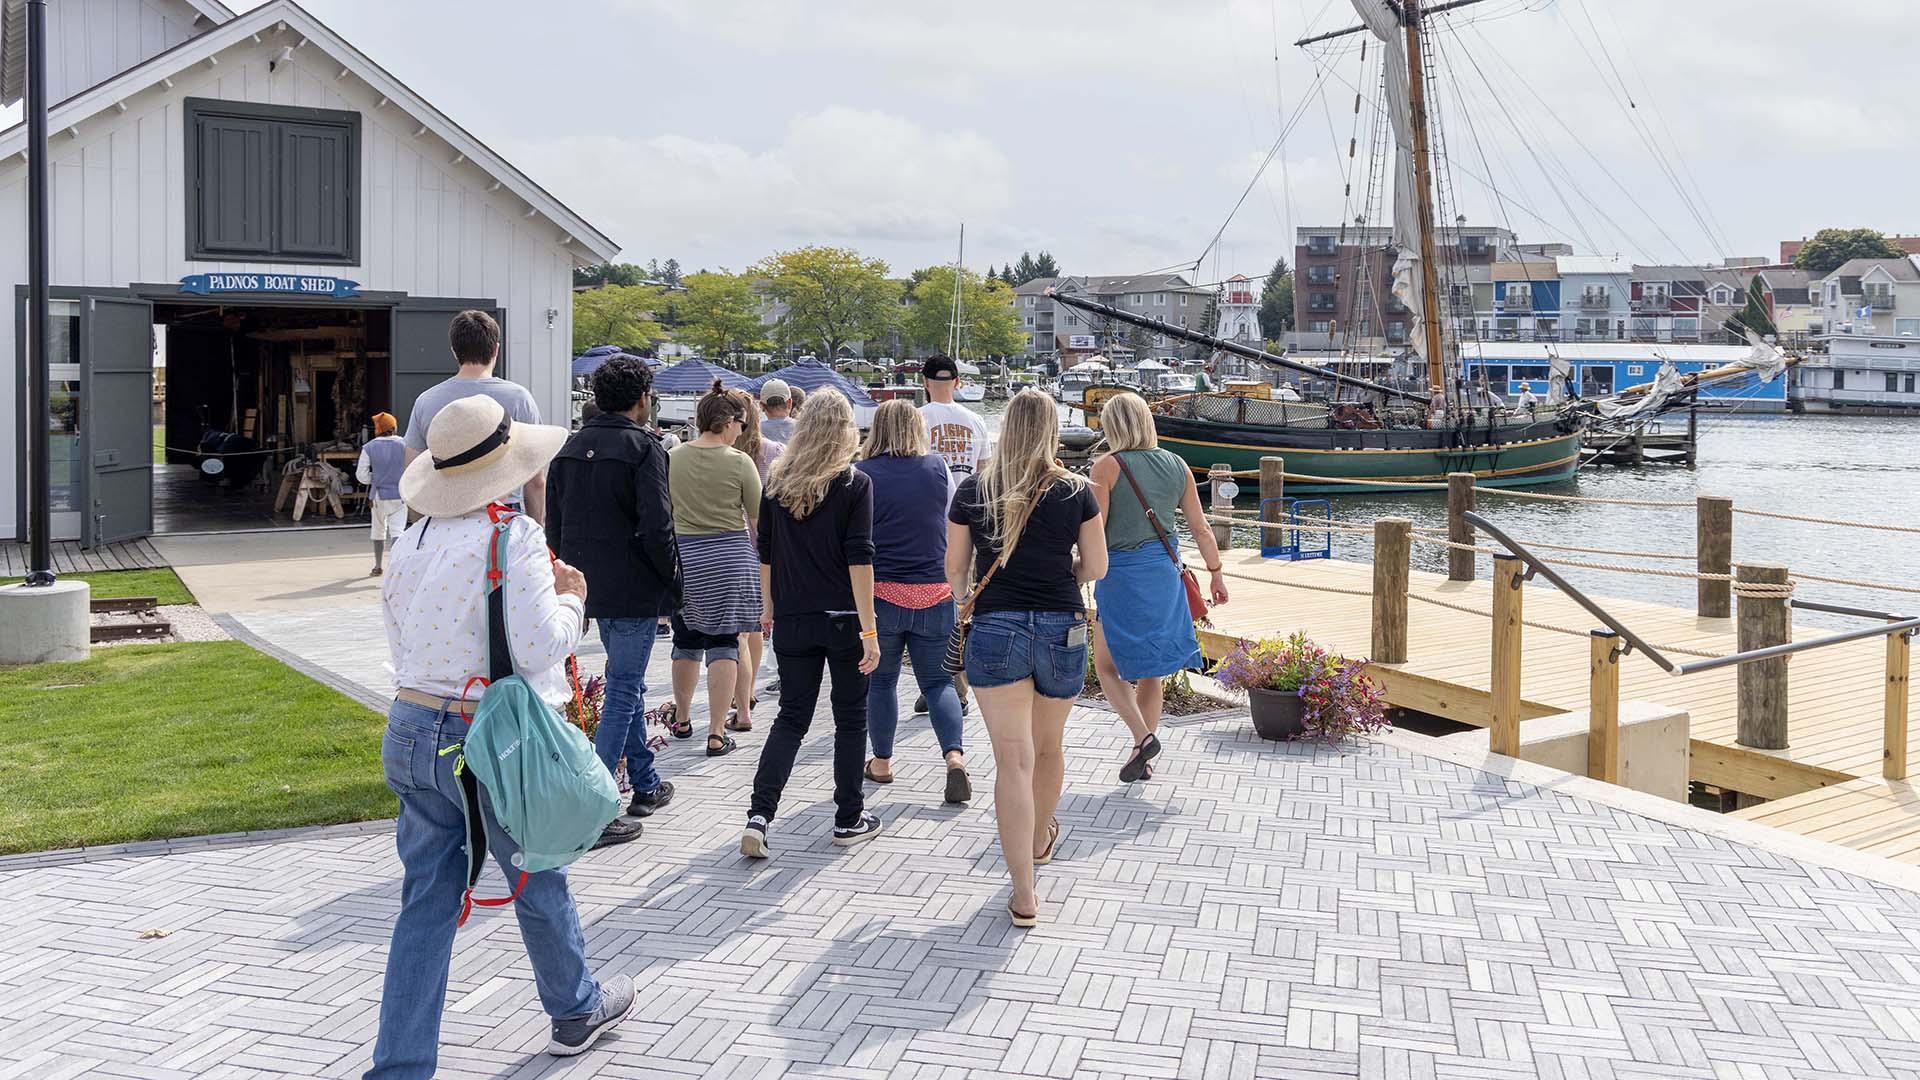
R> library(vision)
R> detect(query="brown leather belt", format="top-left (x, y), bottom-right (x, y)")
top-left (394, 688), bottom-right (479, 716)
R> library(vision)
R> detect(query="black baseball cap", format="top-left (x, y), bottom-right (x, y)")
top-left (921, 354), bottom-right (959, 381)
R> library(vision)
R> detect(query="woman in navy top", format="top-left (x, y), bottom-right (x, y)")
top-left (855, 400), bottom-right (971, 804)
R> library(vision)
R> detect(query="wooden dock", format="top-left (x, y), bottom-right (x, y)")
top-left (1189, 548), bottom-right (1917, 855)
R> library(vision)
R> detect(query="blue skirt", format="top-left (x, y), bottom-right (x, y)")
top-left (1093, 544), bottom-right (1202, 681)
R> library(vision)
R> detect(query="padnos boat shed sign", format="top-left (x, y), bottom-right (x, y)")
top-left (177, 273), bottom-right (362, 298)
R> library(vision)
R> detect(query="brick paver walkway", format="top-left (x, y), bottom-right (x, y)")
top-left (11, 658), bottom-right (1920, 1079)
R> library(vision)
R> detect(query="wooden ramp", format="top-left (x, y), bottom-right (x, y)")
top-left (1191, 549), bottom-right (1897, 804)
top-left (1731, 779), bottom-right (1920, 864)
top-left (0, 539), bottom-right (169, 576)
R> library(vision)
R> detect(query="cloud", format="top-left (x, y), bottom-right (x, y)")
top-left (502, 107), bottom-right (1013, 271)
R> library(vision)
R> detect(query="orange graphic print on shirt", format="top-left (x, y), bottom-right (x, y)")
top-left (929, 423), bottom-right (980, 477)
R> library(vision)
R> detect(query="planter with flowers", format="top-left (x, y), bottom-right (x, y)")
top-left (1211, 631), bottom-right (1389, 741)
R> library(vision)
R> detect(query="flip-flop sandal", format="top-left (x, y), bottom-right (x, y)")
top-left (1007, 901), bottom-right (1039, 929)
top-left (864, 761), bottom-right (894, 785)
top-left (706, 734), bottom-right (738, 757)
top-left (944, 765), bottom-right (972, 803)
top-left (1033, 818), bottom-right (1061, 866)
top-left (1119, 733), bottom-right (1161, 783)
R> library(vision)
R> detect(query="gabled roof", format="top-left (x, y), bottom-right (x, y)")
top-left (1757, 268), bottom-right (1812, 291)
top-left (1, 0), bottom-right (235, 106)
top-left (1828, 257), bottom-right (1920, 283)
top-left (1024, 273), bottom-right (1211, 297)
top-left (1631, 265), bottom-right (1709, 281)
top-left (0, 0), bottom-right (617, 263)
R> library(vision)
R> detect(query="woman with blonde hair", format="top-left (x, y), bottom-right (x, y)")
top-left (947, 388), bottom-right (1106, 926)
top-left (741, 388), bottom-right (884, 857)
top-left (665, 381), bottom-right (762, 757)
top-left (728, 394), bottom-right (787, 732)
top-left (1088, 391), bottom-right (1228, 784)
top-left (855, 400), bottom-right (970, 801)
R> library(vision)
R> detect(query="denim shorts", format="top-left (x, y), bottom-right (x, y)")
top-left (964, 609), bottom-right (1089, 700)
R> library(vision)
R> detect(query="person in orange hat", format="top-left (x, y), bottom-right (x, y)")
top-left (356, 412), bottom-right (408, 576)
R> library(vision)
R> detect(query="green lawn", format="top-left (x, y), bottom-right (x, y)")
top-left (0, 642), bottom-right (394, 854)
top-left (1, 567), bottom-right (194, 605)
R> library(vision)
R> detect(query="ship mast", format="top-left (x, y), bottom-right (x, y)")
top-left (1401, 0), bottom-right (1448, 397)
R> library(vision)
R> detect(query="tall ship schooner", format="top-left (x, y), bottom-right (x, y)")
top-left (1050, 0), bottom-right (1587, 493)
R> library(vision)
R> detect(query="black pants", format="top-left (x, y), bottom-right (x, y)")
top-left (749, 612), bottom-right (869, 829)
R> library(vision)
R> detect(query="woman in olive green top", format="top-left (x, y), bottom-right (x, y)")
top-left (1088, 392), bottom-right (1229, 783)
top-left (666, 382), bottom-right (764, 756)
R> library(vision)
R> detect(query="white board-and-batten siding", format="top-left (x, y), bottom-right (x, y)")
top-left (38, 0), bottom-right (212, 106)
top-left (0, 35), bottom-right (584, 537)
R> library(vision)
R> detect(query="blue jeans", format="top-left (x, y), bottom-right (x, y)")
top-left (868, 597), bottom-right (963, 759)
top-left (596, 617), bottom-right (661, 793)
top-left (366, 698), bottom-right (600, 1080)
top-left (963, 610), bottom-right (1089, 700)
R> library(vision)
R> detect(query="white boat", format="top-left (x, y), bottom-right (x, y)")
top-left (1056, 362), bottom-right (1110, 402)
top-left (956, 383), bottom-right (986, 403)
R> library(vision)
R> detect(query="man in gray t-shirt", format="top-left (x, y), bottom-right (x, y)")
top-left (401, 311), bottom-right (547, 520)
top-left (758, 378), bottom-right (797, 443)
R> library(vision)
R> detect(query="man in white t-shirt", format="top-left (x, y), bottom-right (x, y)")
top-left (918, 354), bottom-right (992, 506)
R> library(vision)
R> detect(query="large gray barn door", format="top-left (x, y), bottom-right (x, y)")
top-left (391, 298), bottom-right (509, 443)
top-left (81, 296), bottom-right (155, 547)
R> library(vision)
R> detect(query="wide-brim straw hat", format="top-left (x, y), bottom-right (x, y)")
top-left (399, 394), bottom-right (566, 517)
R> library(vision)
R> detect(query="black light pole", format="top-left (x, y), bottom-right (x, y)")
top-left (24, 0), bottom-right (53, 586)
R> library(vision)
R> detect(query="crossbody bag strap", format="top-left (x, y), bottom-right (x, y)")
top-left (485, 510), bottom-right (516, 684)
top-left (956, 556), bottom-right (1003, 624)
top-left (1112, 452), bottom-right (1181, 569)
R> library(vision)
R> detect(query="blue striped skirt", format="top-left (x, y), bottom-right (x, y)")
top-left (1093, 544), bottom-right (1202, 681)
top-left (677, 529), bottom-right (762, 636)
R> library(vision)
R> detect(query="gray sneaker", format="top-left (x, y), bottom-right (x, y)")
top-left (547, 974), bottom-right (635, 1056)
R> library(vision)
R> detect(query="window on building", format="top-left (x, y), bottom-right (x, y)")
top-left (1307, 236), bottom-right (1336, 255)
top-left (1906, 374), bottom-right (1916, 394)
top-left (1068, 314), bottom-right (1080, 327)
top-left (1308, 266), bottom-right (1335, 284)
top-left (1129, 294), bottom-right (1143, 305)
top-left (1835, 369), bottom-right (1847, 390)
top-left (1894, 318), bottom-right (1920, 336)
top-left (1309, 320), bottom-right (1331, 333)
top-left (1627, 364), bottom-right (1645, 376)
top-left (1154, 293), bottom-right (1167, 306)
top-left (1024, 316), bottom-right (1033, 327)
top-left (1889, 373), bottom-right (1903, 393)
top-left (1180, 294), bottom-right (1189, 306)
top-left (1024, 296), bottom-right (1034, 308)
top-left (186, 98), bottom-right (360, 263)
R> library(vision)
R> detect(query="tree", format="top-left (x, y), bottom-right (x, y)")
top-left (902, 266), bottom-right (1026, 358)
top-left (1728, 276), bottom-right (1777, 340)
top-left (1793, 228), bottom-right (1906, 277)
top-left (573, 262), bottom-right (649, 288)
top-left (1257, 257), bottom-right (1295, 339)
top-left (752, 246), bottom-right (902, 361)
top-left (573, 283), bottom-right (666, 352)
top-left (1011, 252), bottom-right (1037, 285)
top-left (661, 258), bottom-right (683, 287)
top-left (679, 271), bottom-right (767, 356)
top-left (1032, 251), bottom-right (1060, 279)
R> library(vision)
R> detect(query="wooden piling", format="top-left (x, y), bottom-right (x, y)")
top-left (1735, 562), bottom-right (1791, 750)
top-left (1372, 517), bottom-right (1411, 664)
top-left (1259, 456), bottom-right (1286, 546)
top-left (1589, 630), bottom-right (1621, 784)
top-left (1447, 472), bottom-right (1476, 582)
top-left (1697, 495), bottom-right (1733, 618)
top-left (1207, 464), bottom-right (1234, 551)
top-left (1490, 553), bottom-right (1523, 757)
top-left (1888, 629), bottom-right (1912, 781)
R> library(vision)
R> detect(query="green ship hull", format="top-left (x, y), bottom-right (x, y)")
top-left (1154, 415), bottom-right (1584, 493)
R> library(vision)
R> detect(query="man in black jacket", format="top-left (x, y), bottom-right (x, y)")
top-left (547, 356), bottom-right (680, 845)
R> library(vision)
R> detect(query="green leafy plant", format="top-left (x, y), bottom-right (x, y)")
top-left (1211, 631), bottom-right (1389, 740)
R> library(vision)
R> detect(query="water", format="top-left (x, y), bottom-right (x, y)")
top-left (978, 400), bottom-right (1920, 630)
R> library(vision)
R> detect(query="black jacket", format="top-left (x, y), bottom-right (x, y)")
top-left (546, 413), bottom-right (679, 619)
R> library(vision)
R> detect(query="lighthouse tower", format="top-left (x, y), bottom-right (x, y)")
top-left (1212, 275), bottom-right (1261, 377)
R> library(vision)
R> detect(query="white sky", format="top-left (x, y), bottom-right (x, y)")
top-left (156, 1), bottom-right (1920, 277)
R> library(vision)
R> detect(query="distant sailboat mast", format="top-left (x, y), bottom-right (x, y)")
top-left (1402, 0), bottom-right (1449, 402)
top-left (946, 224), bottom-right (966, 360)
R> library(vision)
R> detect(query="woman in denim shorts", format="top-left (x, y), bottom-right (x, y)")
top-left (946, 389), bottom-right (1108, 928)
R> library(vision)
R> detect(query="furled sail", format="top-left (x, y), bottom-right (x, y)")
top-left (1593, 362), bottom-right (1683, 419)
top-left (1350, 0), bottom-right (1424, 364)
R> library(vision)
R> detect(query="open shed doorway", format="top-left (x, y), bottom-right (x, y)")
top-left (152, 302), bottom-right (391, 533)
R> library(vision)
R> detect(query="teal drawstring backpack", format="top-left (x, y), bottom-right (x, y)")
top-left (449, 507), bottom-right (621, 926)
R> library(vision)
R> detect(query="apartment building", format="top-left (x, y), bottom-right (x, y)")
top-left (1556, 256), bottom-right (1632, 342)
top-left (1011, 273), bottom-right (1213, 361)
top-left (1292, 223), bottom-right (1518, 351)
top-left (1810, 257), bottom-right (1920, 338)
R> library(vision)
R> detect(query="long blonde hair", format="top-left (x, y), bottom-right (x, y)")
top-left (977, 388), bottom-right (1082, 562)
top-left (861, 399), bottom-right (929, 458)
top-left (734, 394), bottom-right (766, 461)
top-left (1097, 391), bottom-right (1157, 453)
top-left (766, 387), bottom-right (858, 519)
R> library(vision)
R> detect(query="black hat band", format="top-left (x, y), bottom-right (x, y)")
top-left (432, 417), bottom-right (512, 471)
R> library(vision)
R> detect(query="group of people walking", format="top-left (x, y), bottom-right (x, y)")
top-left (360, 311), bottom-right (1229, 1078)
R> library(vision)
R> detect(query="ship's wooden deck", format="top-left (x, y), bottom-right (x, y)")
top-left (1188, 550), bottom-right (1910, 851)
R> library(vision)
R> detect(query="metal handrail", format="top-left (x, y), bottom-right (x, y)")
top-left (1464, 510), bottom-right (1919, 678)
top-left (1463, 511), bottom-right (1680, 672)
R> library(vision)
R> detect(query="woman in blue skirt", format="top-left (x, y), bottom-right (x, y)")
top-left (1088, 392), bottom-right (1230, 783)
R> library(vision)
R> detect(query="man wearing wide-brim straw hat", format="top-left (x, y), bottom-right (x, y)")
top-left (368, 395), bottom-right (638, 1077)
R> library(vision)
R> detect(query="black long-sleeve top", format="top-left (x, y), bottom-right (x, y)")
top-left (545, 413), bottom-right (680, 618)
top-left (757, 469), bottom-right (874, 617)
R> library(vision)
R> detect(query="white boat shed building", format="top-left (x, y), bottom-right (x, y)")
top-left (0, 0), bottom-right (617, 545)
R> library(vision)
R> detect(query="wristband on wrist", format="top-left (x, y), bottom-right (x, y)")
top-left (859, 629), bottom-right (878, 640)
top-left (1206, 564), bottom-right (1223, 573)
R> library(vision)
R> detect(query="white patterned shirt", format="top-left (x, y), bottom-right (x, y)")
top-left (382, 510), bottom-right (583, 707)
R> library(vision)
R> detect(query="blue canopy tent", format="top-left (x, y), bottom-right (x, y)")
top-left (753, 358), bottom-right (877, 407)
top-left (571, 345), bottom-right (658, 378)
top-left (653, 358), bottom-right (755, 394)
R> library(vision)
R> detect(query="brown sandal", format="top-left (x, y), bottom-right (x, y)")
top-left (864, 760), bottom-right (894, 785)
top-left (1033, 818), bottom-right (1060, 866)
top-left (1007, 901), bottom-right (1039, 928)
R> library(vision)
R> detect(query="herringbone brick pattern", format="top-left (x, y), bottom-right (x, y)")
top-left (10, 636), bottom-right (1920, 1077)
